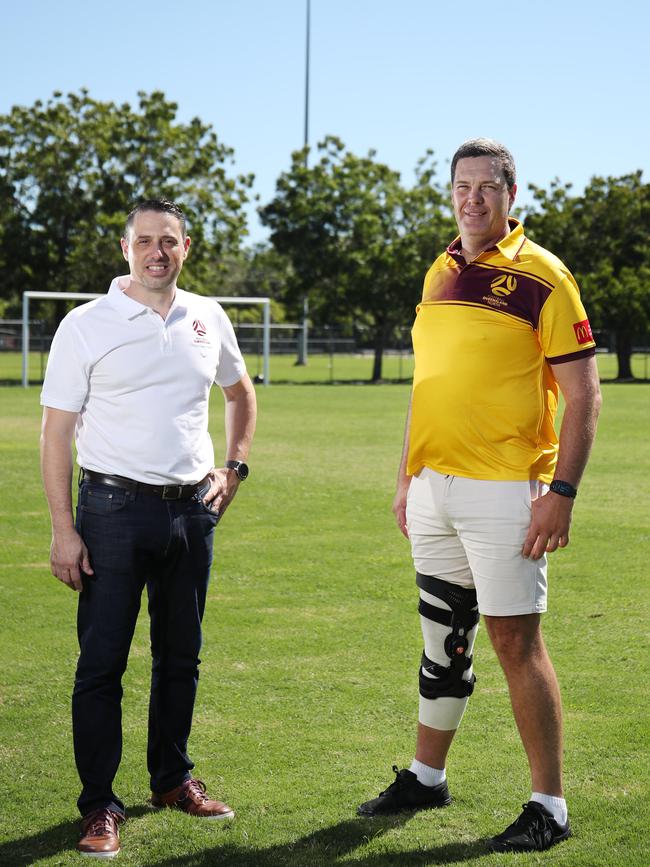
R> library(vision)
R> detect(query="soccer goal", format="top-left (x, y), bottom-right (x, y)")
top-left (21, 291), bottom-right (271, 387)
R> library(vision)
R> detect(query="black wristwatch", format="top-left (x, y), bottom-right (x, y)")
top-left (549, 479), bottom-right (577, 499)
top-left (225, 460), bottom-right (249, 481)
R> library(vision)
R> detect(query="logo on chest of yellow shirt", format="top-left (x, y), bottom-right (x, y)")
top-left (490, 274), bottom-right (518, 296)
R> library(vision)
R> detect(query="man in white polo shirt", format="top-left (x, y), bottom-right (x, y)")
top-left (40, 199), bottom-right (257, 859)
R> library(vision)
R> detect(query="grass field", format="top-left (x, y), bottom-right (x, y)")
top-left (2, 350), bottom-right (650, 385)
top-left (0, 382), bottom-right (649, 865)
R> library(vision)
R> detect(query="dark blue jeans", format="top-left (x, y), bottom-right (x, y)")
top-left (73, 479), bottom-right (218, 817)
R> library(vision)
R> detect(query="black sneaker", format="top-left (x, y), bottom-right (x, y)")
top-left (357, 765), bottom-right (451, 817)
top-left (489, 801), bottom-right (571, 852)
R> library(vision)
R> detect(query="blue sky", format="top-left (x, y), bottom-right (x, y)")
top-left (2, 0), bottom-right (649, 244)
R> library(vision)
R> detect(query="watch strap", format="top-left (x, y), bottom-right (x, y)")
top-left (549, 479), bottom-right (577, 499)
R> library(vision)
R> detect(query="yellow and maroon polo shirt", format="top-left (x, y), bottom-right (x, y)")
top-left (408, 219), bottom-right (596, 483)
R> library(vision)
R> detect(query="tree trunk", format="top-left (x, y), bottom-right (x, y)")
top-left (615, 331), bottom-right (634, 380)
top-left (55, 299), bottom-right (68, 330)
top-left (371, 328), bottom-right (386, 382)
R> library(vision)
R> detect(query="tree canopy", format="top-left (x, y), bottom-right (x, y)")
top-left (260, 136), bottom-right (455, 380)
top-left (524, 172), bottom-right (650, 378)
top-left (1, 90), bottom-right (648, 382)
top-left (0, 90), bottom-right (252, 316)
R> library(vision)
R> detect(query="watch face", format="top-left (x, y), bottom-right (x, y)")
top-left (226, 460), bottom-right (249, 480)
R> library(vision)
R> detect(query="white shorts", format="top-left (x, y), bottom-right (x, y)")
top-left (406, 468), bottom-right (548, 616)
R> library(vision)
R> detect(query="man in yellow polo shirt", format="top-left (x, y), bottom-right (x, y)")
top-left (357, 139), bottom-right (602, 853)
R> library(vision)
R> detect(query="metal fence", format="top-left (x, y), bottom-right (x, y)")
top-left (2, 319), bottom-right (649, 385)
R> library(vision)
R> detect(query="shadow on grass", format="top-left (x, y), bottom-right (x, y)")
top-left (0, 805), bottom-right (152, 866)
top-left (0, 812), bottom-right (488, 866)
top-left (598, 377), bottom-right (650, 384)
top-left (149, 816), bottom-right (489, 866)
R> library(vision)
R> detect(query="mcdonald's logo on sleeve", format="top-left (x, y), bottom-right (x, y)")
top-left (573, 319), bottom-right (593, 345)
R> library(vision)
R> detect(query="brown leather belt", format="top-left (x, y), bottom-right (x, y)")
top-left (81, 468), bottom-right (209, 501)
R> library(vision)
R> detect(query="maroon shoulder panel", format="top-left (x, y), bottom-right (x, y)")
top-left (424, 262), bottom-right (551, 327)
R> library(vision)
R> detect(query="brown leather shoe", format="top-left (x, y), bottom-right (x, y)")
top-left (151, 778), bottom-right (235, 820)
top-left (78, 808), bottom-right (123, 858)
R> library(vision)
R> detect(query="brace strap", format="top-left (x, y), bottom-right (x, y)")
top-left (416, 573), bottom-right (479, 634)
top-left (420, 652), bottom-right (476, 699)
top-left (416, 572), bottom-right (479, 701)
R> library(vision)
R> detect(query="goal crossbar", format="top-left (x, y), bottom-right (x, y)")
top-left (22, 291), bottom-right (271, 387)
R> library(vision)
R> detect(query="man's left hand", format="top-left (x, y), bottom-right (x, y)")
top-left (522, 491), bottom-right (574, 560)
top-left (202, 467), bottom-right (240, 517)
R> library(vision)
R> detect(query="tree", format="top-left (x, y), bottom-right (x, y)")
top-left (524, 173), bottom-right (650, 379)
top-left (260, 137), bottom-right (455, 381)
top-left (217, 244), bottom-right (293, 320)
top-left (0, 90), bottom-right (253, 319)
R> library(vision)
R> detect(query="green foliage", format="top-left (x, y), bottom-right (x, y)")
top-left (260, 138), bottom-right (456, 380)
top-left (217, 244), bottom-right (294, 323)
top-left (524, 173), bottom-right (650, 378)
top-left (3, 90), bottom-right (648, 383)
top-left (0, 90), bottom-right (253, 316)
top-left (0, 383), bottom-right (648, 865)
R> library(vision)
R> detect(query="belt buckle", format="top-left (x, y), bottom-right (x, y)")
top-left (162, 484), bottom-right (183, 500)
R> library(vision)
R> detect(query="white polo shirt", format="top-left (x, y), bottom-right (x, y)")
top-left (41, 276), bottom-right (247, 484)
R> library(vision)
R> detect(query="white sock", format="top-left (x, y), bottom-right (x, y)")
top-left (531, 791), bottom-right (568, 826)
top-left (409, 759), bottom-right (446, 787)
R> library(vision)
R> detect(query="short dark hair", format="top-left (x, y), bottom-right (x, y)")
top-left (450, 139), bottom-right (516, 191)
top-left (124, 199), bottom-right (187, 238)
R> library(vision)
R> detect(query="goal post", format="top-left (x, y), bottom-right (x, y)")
top-left (21, 291), bottom-right (271, 387)
top-left (209, 296), bottom-right (271, 388)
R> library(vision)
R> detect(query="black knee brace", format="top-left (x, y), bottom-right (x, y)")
top-left (416, 572), bottom-right (479, 700)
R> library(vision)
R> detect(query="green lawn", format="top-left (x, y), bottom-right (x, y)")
top-left (2, 350), bottom-right (650, 385)
top-left (0, 383), bottom-right (648, 865)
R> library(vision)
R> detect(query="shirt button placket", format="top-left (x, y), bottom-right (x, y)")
top-left (155, 313), bottom-right (172, 355)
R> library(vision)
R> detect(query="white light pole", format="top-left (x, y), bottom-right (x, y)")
top-left (297, 0), bottom-right (311, 366)
top-left (304, 0), bottom-right (310, 164)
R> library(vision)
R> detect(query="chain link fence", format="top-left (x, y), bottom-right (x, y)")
top-left (2, 319), bottom-right (648, 385)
